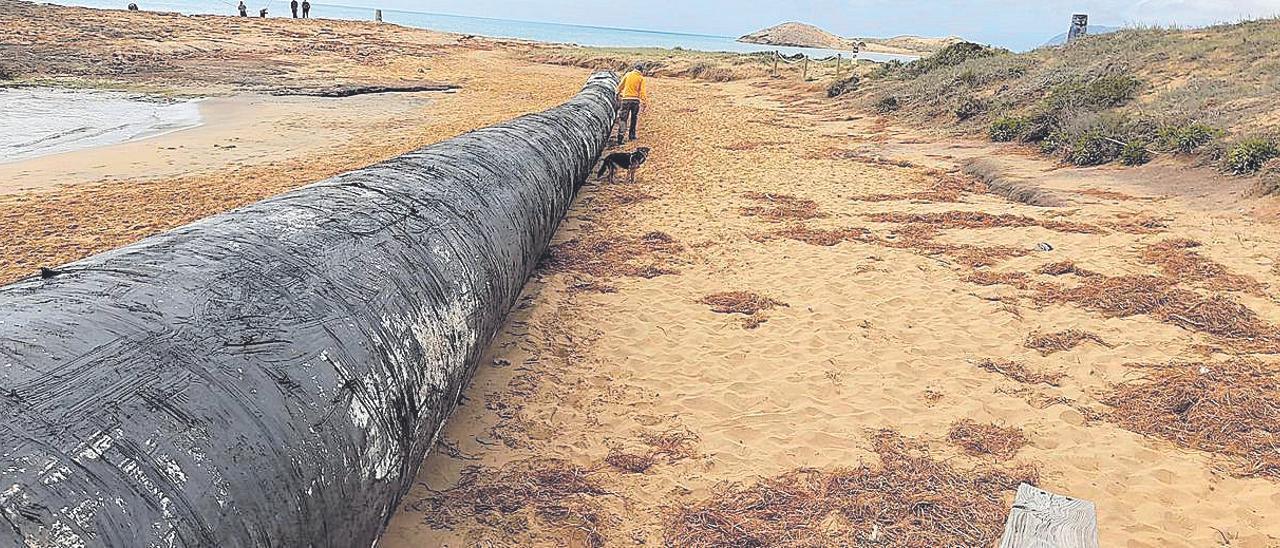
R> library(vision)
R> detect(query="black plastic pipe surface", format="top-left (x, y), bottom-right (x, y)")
top-left (0, 72), bottom-right (620, 547)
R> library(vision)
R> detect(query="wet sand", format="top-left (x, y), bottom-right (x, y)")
top-left (5, 2), bottom-right (1280, 546)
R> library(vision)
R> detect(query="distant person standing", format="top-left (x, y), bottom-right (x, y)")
top-left (237, 0), bottom-right (246, 16)
top-left (259, 6), bottom-right (267, 17)
top-left (290, 0), bottom-right (298, 17)
top-left (127, 3), bottom-right (138, 10)
top-left (615, 66), bottom-right (648, 145)
top-left (301, 0), bottom-right (310, 18)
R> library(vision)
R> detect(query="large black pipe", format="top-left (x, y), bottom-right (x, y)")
top-left (0, 72), bottom-right (619, 547)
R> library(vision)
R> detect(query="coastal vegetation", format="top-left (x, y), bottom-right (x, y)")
top-left (849, 19), bottom-right (1280, 187)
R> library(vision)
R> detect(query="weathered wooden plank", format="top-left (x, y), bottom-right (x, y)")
top-left (999, 483), bottom-right (1100, 548)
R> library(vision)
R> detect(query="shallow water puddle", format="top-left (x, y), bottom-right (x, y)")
top-left (0, 88), bottom-right (202, 163)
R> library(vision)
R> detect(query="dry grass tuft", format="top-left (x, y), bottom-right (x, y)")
top-left (864, 211), bottom-right (1104, 234)
top-left (642, 429), bottom-right (701, 464)
top-left (1139, 239), bottom-right (1264, 294)
top-left (882, 223), bottom-right (943, 247)
top-left (663, 430), bottom-right (1037, 547)
top-left (944, 245), bottom-right (1032, 268)
top-left (604, 450), bottom-right (657, 474)
top-left (1037, 274), bottom-right (1280, 352)
top-left (740, 192), bottom-right (827, 221)
top-left (947, 419), bottom-right (1029, 460)
top-left (566, 280), bottom-right (618, 295)
top-left (965, 270), bottom-right (1030, 288)
top-left (865, 222), bottom-right (1031, 267)
top-left (699, 291), bottom-right (788, 315)
top-left (1036, 260), bottom-right (1097, 277)
top-left (976, 358), bottom-right (1065, 386)
top-left (849, 173), bottom-right (989, 203)
top-left (544, 231), bottom-right (681, 279)
top-left (741, 314), bottom-right (769, 330)
top-left (1025, 329), bottom-right (1112, 356)
top-left (604, 430), bottom-right (700, 474)
top-left (416, 458), bottom-right (611, 543)
top-left (770, 225), bottom-right (874, 247)
top-left (1104, 359), bottom-right (1280, 479)
top-left (1105, 216), bottom-right (1169, 234)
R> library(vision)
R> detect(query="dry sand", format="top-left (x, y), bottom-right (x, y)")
top-left (381, 79), bottom-right (1280, 547)
top-left (5, 3), bottom-right (1280, 547)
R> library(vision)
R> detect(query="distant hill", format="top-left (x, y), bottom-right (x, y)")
top-left (1043, 25), bottom-right (1122, 47)
top-left (738, 22), bottom-right (854, 50)
top-left (739, 22), bottom-right (962, 55)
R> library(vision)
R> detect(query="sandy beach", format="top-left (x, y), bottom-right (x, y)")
top-left (4, 2), bottom-right (1280, 546)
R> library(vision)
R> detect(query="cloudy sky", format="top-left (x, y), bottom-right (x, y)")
top-left (369, 0), bottom-right (1280, 50)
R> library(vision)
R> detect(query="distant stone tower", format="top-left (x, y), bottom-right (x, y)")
top-left (1068, 14), bottom-right (1089, 42)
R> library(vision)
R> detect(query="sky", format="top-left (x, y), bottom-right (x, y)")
top-left (363, 0), bottom-right (1280, 50)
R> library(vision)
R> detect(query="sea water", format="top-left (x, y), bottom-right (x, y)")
top-left (46, 0), bottom-right (919, 62)
top-left (0, 88), bottom-right (202, 164)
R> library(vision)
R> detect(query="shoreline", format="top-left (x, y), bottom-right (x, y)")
top-left (33, 0), bottom-right (919, 61)
top-left (0, 88), bottom-right (205, 168)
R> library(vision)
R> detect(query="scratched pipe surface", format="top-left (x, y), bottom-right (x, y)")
top-left (0, 72), bottom-right (620, 547)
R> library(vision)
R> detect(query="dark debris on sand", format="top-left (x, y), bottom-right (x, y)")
top-left (1024, 329), bottom-right (1112, 356)
top-left (947, 419), bottom-right (1029, 461)
top-left (1105, 359), bottom-right (1280, 479)
top-left (663, 430), bottom-right (1037, 547)
top-left (543, 231), bottom-right (682, 279)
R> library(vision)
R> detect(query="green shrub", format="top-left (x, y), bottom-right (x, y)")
top-left (870, 60), bottom-right (904, 79)
top-left (1120, 140), bottom-right (1153, 166)
top-left (989, 116), bottom-right (1029, 141)
top-left (904, 42), bottom-right (1006, 76)
top-left (955, 97), bottom-right (986, 121)
top-left (1156, 124), bottom-right (1220, 154)
top-left (1223, 138), bottom-right (1280, 175)
top-left (1022, 110), bottom-right (1063, 143)
top-left (1065, 127), bottom-right (1123, 166)
top-left (827, 75), bottom-right (860, 98)
top-left (1086, 75), bottom-right (1144, 108)
top-left (929, 42), bottom-right (1001, 68)
top-left (0, 65), bottom-right (12, 81)
top-left (1040, 134), bottom-right (1064, 154)
top-left (1047, 74), bottom-right (1143, 111)
top-left (874, 96), bottom-right (900, 113)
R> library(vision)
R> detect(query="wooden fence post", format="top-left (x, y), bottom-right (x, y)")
top-left (772, 50), bottom-right (779, 77)
top-left (802, 57), bottom-right (808, 81)
top-left (836, 53), bottom-right (842, 79)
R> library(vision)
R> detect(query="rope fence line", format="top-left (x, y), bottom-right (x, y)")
top-left (769, 50), bottom-right (857, 81)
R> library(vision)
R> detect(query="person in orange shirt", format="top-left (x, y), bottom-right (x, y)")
top-left (615, 66), bottom-right (648, 145)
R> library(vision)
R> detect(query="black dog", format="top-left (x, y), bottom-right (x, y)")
top-left (596, 147), bottom-right (650, 183)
